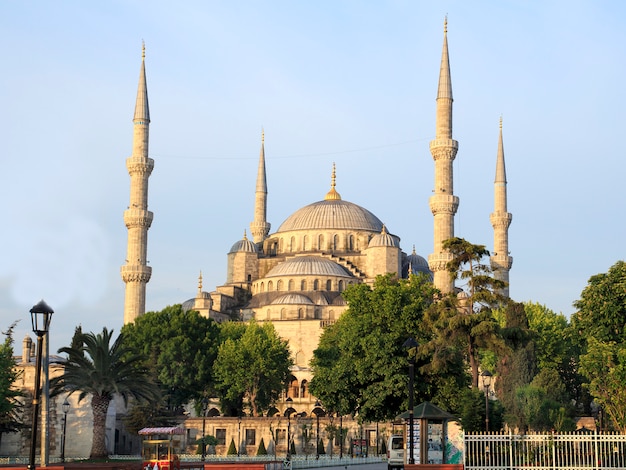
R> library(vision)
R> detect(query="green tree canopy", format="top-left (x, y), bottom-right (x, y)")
top-left (121, 305), bottom-right (220, 408)
top-left (214, 321), bottom-right (292, 416)
top-left (51, 327), bottom-right (159, 458)
top-left (0, 323), bottom-right (22, 444)
top-left (426, 238), bottom-right (507, 388)
top-left (310, 273), bottom-right (463, 422)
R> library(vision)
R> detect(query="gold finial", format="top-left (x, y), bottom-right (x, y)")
top-left (381, 224), bottom-right (387, 234)
top-left (444, 16), bottom-right (448, 34)
top-left (243, 230), bottom-right (248, 240)
top-left (324, 163), bottom-right (342, 200)
top-left (198, 271), bottom-right (203, 294)
top-left (412, 245), bottom-right (417, 255)
top-left (142, 41), bottom-right (146, 60)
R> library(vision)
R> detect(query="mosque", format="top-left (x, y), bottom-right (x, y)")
top-left (120, 21), bottom-right (512, 414)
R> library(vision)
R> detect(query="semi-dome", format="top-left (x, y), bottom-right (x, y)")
top-left (277, 199), bottom-right (384, 233)
top-left (229, 231), bottom-right (258, 254)
top-left (271, 293), bottom-right (314, 305)
top-left (265, 256), bottom-right (353, 278)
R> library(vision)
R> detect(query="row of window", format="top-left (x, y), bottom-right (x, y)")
top-left (253, 278), bottom-right (355, 294)
top-left (267, 232), bottom-right (376, 255)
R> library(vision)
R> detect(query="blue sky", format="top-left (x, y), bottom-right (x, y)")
top-left (1, 1), bottom-right (624, 353)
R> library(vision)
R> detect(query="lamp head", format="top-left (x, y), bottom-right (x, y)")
top-left (481, 370), bottom-right (493, 388)
top-left (30, 300), bottom-right (54, 336)
top-left (62, 398), bottom-right (70, 414)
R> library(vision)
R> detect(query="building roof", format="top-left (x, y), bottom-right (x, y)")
top-left (265, 256), bottom-right (354, 278)
top-left (277, 199), bottom-right (384, 233)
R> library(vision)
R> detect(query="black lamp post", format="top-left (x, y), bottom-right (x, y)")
top-left (481, 370), bottom-right (493, 432)
top-left (403, 337), bottom-right (418, 465)
top-left (286, 397), bottom-right (293, 461)
top-left (339, 413), bottom-right (343, 459)
top-left (28, 300), bottom-right (54, 470)
top-left (200, 398), bottom-right (208, 461)
top-left (60, 398), bottom-right (70, 462)
top-left (314, 400), bottom-right (322, 460)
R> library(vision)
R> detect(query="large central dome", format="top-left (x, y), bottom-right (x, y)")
top-left (277, 199), bottom-right (384, 233)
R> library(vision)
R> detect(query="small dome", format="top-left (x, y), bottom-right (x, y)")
top-left (265, 256), bottom-right (353, 278)
top-left (229, 231), bottom-right (258, 254)
top-left (271, 294), bottom-right (314, 305)
top-left (368, 225), bottom-right (399, 248)
top-left (405, 246), bottom-right (432, 278)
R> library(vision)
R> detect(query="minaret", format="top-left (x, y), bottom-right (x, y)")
top-left (490, 117), bottom-right (513, 297)
top-left (250, 129), bottom-right (270, 244)
top-left (428, 18), bottom-right (459, 294)
top-left (121, 43), bottom-right (154, 324)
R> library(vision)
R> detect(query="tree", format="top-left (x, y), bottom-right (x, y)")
top-left (0, 323), bottom-right (22, 446)
top-left (310, 273), bottom-right (462, 422)
top-left (433, 237), bottom-right (508, 388)
top-left (213, 321), bottom-right (293, 416)
top-left (51, 327), bottom-right (159, 458)
top-left (121, 305), bottom-right (220, 409)
top-left (573, 261), bottom-right (626, 427)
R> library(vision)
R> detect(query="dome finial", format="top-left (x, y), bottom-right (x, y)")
top-left (324, 162), bottom-right (341, 200)
top-left (499, 115), bottom-right (503, 129)
top-left (412, 244), bottom-right (417, 255)
top-left (142, 40), bottom-right (146, 61)
top-left (444, 15), bottom-right (448, 34)
top-left (198, 271), bottom-right (203, 294)
top-left (243, 230), bottom-right (248, 240)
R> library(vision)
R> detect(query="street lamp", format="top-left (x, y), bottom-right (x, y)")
top-left (481, 370), bottom-right (493, 432)
top-left (314, 400), bottom-right (323, 460)
top-left (285, 397), bottom-right (293, 461)
top-left (60, 398), bottom-right (70, 462)
top-left (201, 398), bottom-right (208, 461)
top-left (403, 337), bottom-right (418, 465)
top-left (339, 413), bottom-right (343, 459)
top-left (28, 300), bottom-right (54, 470)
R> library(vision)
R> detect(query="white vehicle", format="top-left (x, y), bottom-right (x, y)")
top-left (387, 434), bottom-right (405, 470)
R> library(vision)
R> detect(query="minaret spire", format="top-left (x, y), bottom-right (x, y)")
top-left (250, 129), bottom-right (271, 244)
top-left (121, 44), bottom-right (154, 324)
top-left (428, 18), bottom-right (460, 294)
top-left (490, 117), bottom-right (513, 297)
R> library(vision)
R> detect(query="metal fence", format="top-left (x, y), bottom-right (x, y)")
top-left (465, 432), bottom-right (626, 470)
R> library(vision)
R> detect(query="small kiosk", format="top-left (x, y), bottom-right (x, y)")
top-left (139, 426), bottom-right (185, 470)
top-left (397, 401), bottom-right (460, 466)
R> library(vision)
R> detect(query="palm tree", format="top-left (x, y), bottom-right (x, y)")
top-left (51, 327), bottom-right (159, 458)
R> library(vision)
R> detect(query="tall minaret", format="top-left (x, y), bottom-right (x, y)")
top-left (490, 117), bottom-right (513, 297)
top-left (121, 44), bottom-right (154, 324)
top-left (428, 18), bottom-right (459, 294)
top-left (250, 130), bottom-right (270, 244)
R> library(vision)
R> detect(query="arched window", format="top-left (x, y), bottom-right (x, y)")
top-left (247, 274), bottom-right (252, 283)
top-left (303, 235), bottom-right (309, 251)
top-left (333, 234), bottom-right (339, 251)
top-left (290, 379), bottom-right (299, 398)
top-left (281, 308), bottom-right (286, 320)
top-left (300, 380), bottom-right (309, 398)
top-left (313, 279), bottom-right (319, 291)
top-left (318, 234), bottom-right (324, 250)
top-left (266, 309), bottom-right (271, 320)
top-left (279, 238), bottom-right (284, 252)
top-left (326, 279), bottom-right (332, 291)
top-left (288, 279), bottom-right (294, 291)
top-left (301, 280), bottom-right (307, 291)
top-left (329, 310), bottom-right (335, 320)
top-left (277, 280), bottom-right (283, 291)
top-left (349, 234), bottom-right (355, 251)
top-left (260, 282), bottom-right (265, 292)
top-left (298, 308), bottom-right (304, 319)
top-left (315, 308), bottom-right (321, 319)
top-left (290, 236), bottom-right (296, 252)
top-left (268, 280), bottom-right (273, 291)
top-left (338, 280), bottom-right (345, 292)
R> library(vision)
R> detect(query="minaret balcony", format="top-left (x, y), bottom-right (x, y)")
top-left (429, 194), bottom-right (459, 215)
top-left (124, 209), bottom-right (154, 228)
top-left (121, 265), bottom-right (152, 283)
top-left (428, 252), bottom-right (454, 272)
top-left (126, 156), bottom-right (155, 174)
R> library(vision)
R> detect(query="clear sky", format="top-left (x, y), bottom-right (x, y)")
top-left (1, 1), bottom-right (624, 353)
